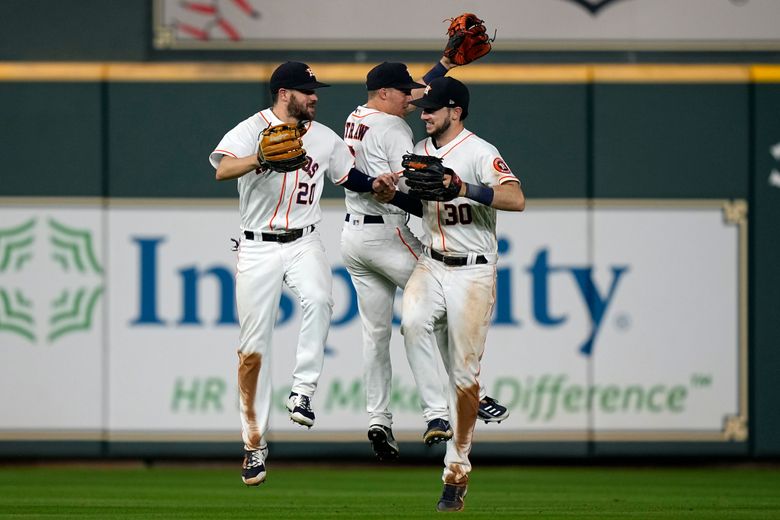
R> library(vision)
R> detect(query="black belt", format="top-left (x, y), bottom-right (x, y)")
top-left (345, 214), bottom-right (384, 224)
top-left (429, 249), bottom-right (488, 266)
top-left (244, 225), bottom-right (314, 243)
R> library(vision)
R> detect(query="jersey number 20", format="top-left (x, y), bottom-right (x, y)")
top-left (296, 182), bottom-right (316, 205)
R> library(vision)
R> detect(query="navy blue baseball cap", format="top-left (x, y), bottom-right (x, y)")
top-left (410, 76), bottom-right (469, 118)
top-left (366, 62), bottom-right (425, 91)
top-left (270, 62), bottom-right (330, 93)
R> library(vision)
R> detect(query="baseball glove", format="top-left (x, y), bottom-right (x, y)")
top-left (257, 121), bottom-right (309, 172)
top-left (401, 153), bottom-right (462, 202)
top-left (444, 13), bottom-right (493, 66)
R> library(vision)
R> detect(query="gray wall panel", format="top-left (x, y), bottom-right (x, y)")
top-left (0, 83), bottom-right (103, 196)
top-left (0, 0), bottom-right (149, 61)
top-left (593, 84), bottom-right (749, 198)
top-left (752, 84), bottom-right (780, 457)
top-left (107, 83), bottom-right (268, 198)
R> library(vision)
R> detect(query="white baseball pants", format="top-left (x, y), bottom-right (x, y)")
top-left (235, 231), bottom-right (333, 451)
top-left (340, 214), bottom-right (449, 429)
top-left (401, 254), bottom-right (496, 485)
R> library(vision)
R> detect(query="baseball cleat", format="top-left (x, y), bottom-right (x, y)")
top-left (286, 392), bottom-right (315, 428)
top-left (241, 447), bottom-right (267, 486)
top-left (478, 396), bottom-right (510, 424)
top-left (436, 483), bottom-right (467, 512)
top-left (368, 424), bottom-right (400, 462)
top-left (423, 418), bottom-right (453, 446)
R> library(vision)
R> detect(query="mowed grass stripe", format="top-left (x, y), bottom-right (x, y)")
top-left (0, 465), bottom-right (778, 519)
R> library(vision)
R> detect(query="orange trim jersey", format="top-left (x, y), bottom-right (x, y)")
top-left (209, 108), bottom-right (354, 232)
top-left (412, 128), bottom-right (520, 255)
top-left (342, 105), bottom-right (412, 217)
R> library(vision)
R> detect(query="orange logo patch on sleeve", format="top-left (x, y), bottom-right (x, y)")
top-left (493, 157), bottom-right (511, 173)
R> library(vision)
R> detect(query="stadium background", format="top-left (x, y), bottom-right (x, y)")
top-left (0, 0), bottom-right (778, 463)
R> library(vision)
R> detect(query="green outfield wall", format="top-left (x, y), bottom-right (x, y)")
top-left (0, 63), bottom-right (778, 459)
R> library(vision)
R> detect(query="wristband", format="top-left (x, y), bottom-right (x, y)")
top-left (464, 183), bottom-right (494, 206)
top-left (423, 62), bottom-right (448, 85)
top-left (342, 167), bottom-right (375, 193)
top-left (389, 190), bottom-right (424, 217)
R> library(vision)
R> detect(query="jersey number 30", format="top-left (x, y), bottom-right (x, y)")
top-left (442, 203), bottom-right (473, 225)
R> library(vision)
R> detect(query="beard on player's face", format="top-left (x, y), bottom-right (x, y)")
top-left (426, 114), bottom-right (451, 140)
top-left (287, 93), bottom-right (316, 121)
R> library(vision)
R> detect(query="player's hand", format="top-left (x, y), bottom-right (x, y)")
top-left (373, 190), bottom-right (395, 203)
top-left (379, 172), bottom-right (401, 185)
top-left (441, 56), bottom-right (457, 70)
top-left (443, 170), bottom-right (465, 197)
top-left (372, 173), bottom-right (398, 203)
top-left (372, 173), bottom-right (397, 193)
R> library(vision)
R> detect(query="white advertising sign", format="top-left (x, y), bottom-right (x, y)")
top-left (0, 206), bottom-right (104, 434)
top-left (0, 200), bottom-right (746, 442)
top-left (155, 0), bottom-right (780, 50)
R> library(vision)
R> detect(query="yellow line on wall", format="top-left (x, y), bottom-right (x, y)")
top-left (446, 65), bottom-right (590, 83)
top-left (0, 62), bottom-right (778, 83)
top-left (0, 62), bottom-right (106, 81)
top-left (592, 65), bottom-right (750, 83)
top-left (107, 62), bottom-right (274, 82)
top-left (752, 65), bottom-right (780, 82)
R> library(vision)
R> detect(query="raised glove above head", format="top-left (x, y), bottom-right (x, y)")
top-left (257, 121), bottom-right (309, 172)
top-left (401, 153), bottom-right (462, 202)
top-left (444, 13), bottom-right (494, 66)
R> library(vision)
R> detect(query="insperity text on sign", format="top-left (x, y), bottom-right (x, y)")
top-left (0, 200), bottom-right (747, 442)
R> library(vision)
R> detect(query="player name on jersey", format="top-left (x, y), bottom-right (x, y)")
top-left (344, 122), bottom-right (370, 141)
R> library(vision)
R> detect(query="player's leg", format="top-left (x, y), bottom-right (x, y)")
top-left (440, 264), bottom-right (497, 487)
top-left (282, 232), bottom-right (333, 426)
top-left (353, 272), bottom-right (397, 425)
top-left (341, 225), bottom-right (398, 430)
top-left (387, 226), bottom-right (450, 429)
top-left (400, 256), bottom-right (450, 444)
top-left (235, 239), bottom-right (285, 484)
top-left (349, 265), bottom-right (400, 459)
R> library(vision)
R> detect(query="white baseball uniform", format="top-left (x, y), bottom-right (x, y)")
top-left (401, 128), bottom-right (519, 485)
top-left (209, 108), bottom-right (354, 452)
top-left (341, 105), bottom-right (449, 429)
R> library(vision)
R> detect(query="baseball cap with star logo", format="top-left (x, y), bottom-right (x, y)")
top-left (270, 61), bottom-right (330, 93)
top-left (410, 76), bottom-right (469, 118)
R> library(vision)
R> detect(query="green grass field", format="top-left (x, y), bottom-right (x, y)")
top-left (1, 463), bottom-right (779, 519)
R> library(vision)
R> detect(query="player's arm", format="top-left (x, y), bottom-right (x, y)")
top-left (448, 174), bottom-right (525, 211)
top-left (385, 189), bottom-right (424, 217)
top-left (211, 121), bottom-right (263, 180)
top-left (412, 56), bottom-right (456, 95)
top-left (330, 136), bottom-right (393, 193)
top-left (454, 145), bottom-right (524, 210)
top-left (340, 167), bottom-right (393, 193)
top-left (485, 181), bottom-right (525, 211)
top-left (370, 172), bottom-right (424, 216)
top-left (215, 154), bottom-right (261, 181)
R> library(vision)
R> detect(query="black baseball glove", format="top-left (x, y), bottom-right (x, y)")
top-left (401, 153), bottom-right (462, 202)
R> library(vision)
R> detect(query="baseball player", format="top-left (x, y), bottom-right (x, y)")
top-left (342, 61), bottom-right (510, 462)
top-left (382, 76), bottom-right (525, 511)
top-left (209, 62), bottom-right (392, 487)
